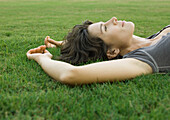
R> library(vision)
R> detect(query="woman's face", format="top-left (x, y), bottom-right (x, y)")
top-left (88, 17), bottom-right (135, 49)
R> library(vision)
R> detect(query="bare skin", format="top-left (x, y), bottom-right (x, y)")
top-left (27, 46), bottom-right (152, 85)
top-left (44, 36), bottom-right (63, 48)
top-left (27, 17), bottom-right (170, 85)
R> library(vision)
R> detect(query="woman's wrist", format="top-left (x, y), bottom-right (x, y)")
top-left (36, 55), bottom-right (51, 64)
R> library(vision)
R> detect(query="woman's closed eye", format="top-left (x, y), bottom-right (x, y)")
top-left (104, 26), bottom-right (107, 32)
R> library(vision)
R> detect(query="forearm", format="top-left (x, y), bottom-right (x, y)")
top-left (70, 59), bottom-right (152, 84)
top-left (37, 56), bottom-right (75, 83)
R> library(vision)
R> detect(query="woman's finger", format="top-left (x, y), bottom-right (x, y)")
top-left (26, 50), bottom-right (34, 59)
top-left (44, 36), bottom-right (49, 45)
top-left (39, 45), bottom-right (46, 53)
top-left (28, 49), bottom-right (35, 54)
top-left (40, 45), bottom-right (46, 50)
top-left (27, 45), bottom-right (46, 54)
top-left (34, 47), bottom-right (41, 53)
top-left (31, 45), bottom-right (45, 53)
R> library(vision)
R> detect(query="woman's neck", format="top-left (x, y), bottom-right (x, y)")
top-left (119, 27), bottom-right (170, 56)
top-left (119, 35), bottom-right (152, 56)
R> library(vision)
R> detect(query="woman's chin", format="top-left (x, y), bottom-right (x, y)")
top-left (124, 22), bottom-right (135, 34)
top-left (128, 21), bottom-right (135, 28)
top-left (128, 22), bottom-right (135, 33)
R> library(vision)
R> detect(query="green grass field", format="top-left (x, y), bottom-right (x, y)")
top-left (0, 0), bottom-right (170, 119)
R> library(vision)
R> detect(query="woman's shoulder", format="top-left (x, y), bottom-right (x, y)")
top-left (152, 27), bottom-right (170, 42)
top-left (147, 25), bottom-right (170, 39)
top-left (123, 32), bottom-right (170, 73)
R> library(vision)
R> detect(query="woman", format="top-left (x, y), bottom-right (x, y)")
top-left (27, 17), bottom-right (170, 85)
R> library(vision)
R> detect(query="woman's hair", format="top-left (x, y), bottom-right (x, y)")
top-left (59, 20), bottom-right (108, 65)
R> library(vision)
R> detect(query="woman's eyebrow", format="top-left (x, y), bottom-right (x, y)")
top-left (100, 23), bottom-right (103, 34)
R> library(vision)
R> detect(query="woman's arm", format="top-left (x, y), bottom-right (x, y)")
top-left (72, 58), bottom-right (152, 84)
top-left (27, 46), bottom-right (152, 85)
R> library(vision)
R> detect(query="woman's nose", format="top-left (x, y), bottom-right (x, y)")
top-left (105, 17), bottom-right (118, 25)
top-left (112, 17), bottom-right (118, 25)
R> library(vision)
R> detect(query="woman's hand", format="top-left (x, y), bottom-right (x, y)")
top-left (26, 45), bottom-right (53, 62)
top-left (44, 36), bottom-right (63, 48)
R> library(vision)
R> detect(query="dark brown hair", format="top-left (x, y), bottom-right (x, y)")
top-left (59, 20), bottom-right (108, 65)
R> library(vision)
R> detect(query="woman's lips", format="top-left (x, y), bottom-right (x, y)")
top-left (122, 21), bottom-right (125, 27)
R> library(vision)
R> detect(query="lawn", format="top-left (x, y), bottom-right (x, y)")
top-left (0, 0), bottom-right (170, 119)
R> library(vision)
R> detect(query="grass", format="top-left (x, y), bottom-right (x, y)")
top-left (0, 0), bottom-right (170, 119)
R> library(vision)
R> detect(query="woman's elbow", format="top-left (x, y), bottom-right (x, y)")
top-left (60, 67), bottom-right (80, 85)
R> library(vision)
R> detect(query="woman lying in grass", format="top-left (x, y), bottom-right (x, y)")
top-left (27, 17), bottom-right (170, 85)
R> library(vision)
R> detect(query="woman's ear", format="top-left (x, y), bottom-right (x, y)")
top-left (107, 48), bottom-right (120, 59)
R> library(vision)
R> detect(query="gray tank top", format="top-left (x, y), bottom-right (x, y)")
top-left (123, 32), bottom-right (170, 73)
